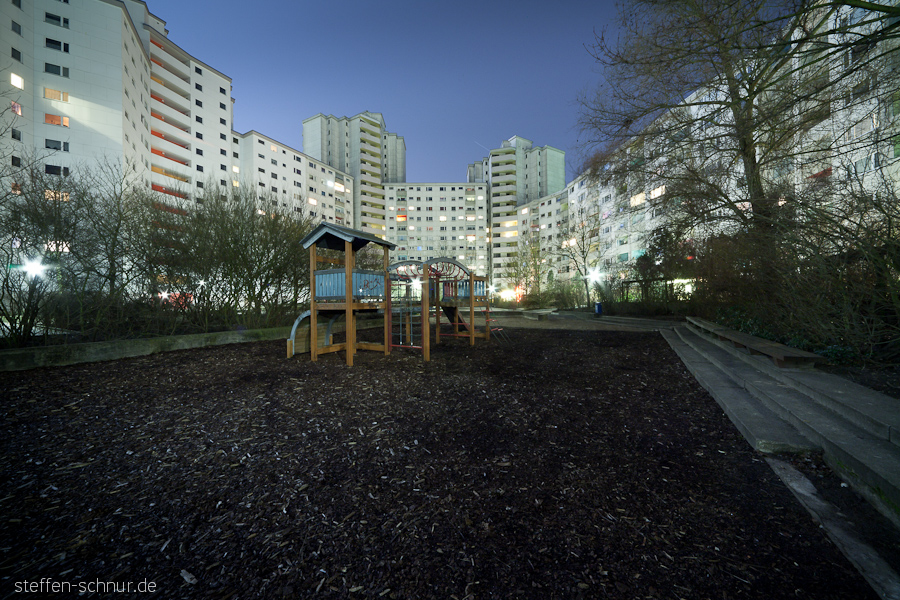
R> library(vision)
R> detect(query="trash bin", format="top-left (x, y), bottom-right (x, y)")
top-left (594, 302), bottom-right (603, 316)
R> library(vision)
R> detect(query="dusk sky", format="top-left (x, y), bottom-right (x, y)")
top-left (143, 0), bottom-right (619, 183)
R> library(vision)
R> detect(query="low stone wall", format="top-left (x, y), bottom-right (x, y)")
top-left (0, 317), bottom-right (385, 372)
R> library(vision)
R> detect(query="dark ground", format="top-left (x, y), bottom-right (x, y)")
top-left (0, 326), bottom-right (890, 599)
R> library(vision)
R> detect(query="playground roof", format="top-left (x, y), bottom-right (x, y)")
top-left (301, 223), bottom-right (397, 252)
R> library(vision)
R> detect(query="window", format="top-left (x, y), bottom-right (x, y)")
top-left (220, 149), bottom-right (226, 156)
top-left (46, 38), bottom-right (69, 53)
top-left (45, 113), bottom-right (69, 127)
top-left (45, 139), bottom-right (69, 151)
top-left (45, 165), bottom-right (70, 176)
top-left (12, 156), bottom-right (21, 167)
top-left (220, 164), bottom-right (226, 171)
top-left (196, 132), bottom-right (203, 139)
top-left (12, 0), bottom-right (21, 8)
top-left (219, 118), bottom-right (226, 126)
top-left (45, 12), bottom-right (68, 27)
top-left (195, 148), bottom-right (203, 156)
top-left (10, 73), bottom-right (23, 89)
top-left (195, 83), bottom-right (202, 91)
top-left (220, 87), bottom-right (226, 95)
top-left (196, 165), bottom-right (204, 172)
top-left (195, 99), bottom-right (203, 107)
top-left (220, 133), bottom-right (226, 141)
top-left (12, 20), bottom-right (21, 34)
top-left (194, 66), bottom-right (202, 75)
top-left (233, 152), bottom-right (238, 158)
top-left (44, 87), bottom-right (69, 102)
top-left (11, 48), bottom-right (21, 62)
top-left (11, 128), bottom-right (21, 141)
top-left (11, 101), bottom-right (22, 116)
top-left (45, 63), bottom-right (69, 77)
top-left (197, 181), bottom-right (204, 188)
top-left (195, 116), bottom-right (203, 123)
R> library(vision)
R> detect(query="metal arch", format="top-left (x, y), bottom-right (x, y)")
top-left (388, 260), bottom-right (426, 279)
top-left (423, 257), bottom-right (470, 280)
top-left (389, 257), bottom-right (471, 281)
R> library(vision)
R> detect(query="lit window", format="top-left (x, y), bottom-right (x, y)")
top-left (45, 114), bottom-right (69, 127)
top-left (232, 166), bottom-right (239, 173)
top-left (11, 102), bottom-right (22, 117)
top-left (10, 73), bottom-right (23, 89)
top-left (44, 87), bottom-right (69, 101)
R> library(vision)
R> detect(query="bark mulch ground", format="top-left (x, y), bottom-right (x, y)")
top-left (0, 327), bottom-right (881, 599)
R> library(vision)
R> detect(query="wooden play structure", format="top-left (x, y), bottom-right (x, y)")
top-left (288, 223), bottom-right (395, 366)
top-left (287, 224), bottom-right (497, 365)
top-left (388, 258), bottom-right (495, 361)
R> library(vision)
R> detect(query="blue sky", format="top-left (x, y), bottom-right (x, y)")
top-left (143, 0), bottom-right (618, 182)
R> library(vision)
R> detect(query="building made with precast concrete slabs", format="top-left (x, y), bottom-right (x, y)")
top-left (302, 112), bottom-right (406, 238)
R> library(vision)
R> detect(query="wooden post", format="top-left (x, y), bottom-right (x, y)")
top-left (310, 243), bottom-right (318, 362)
top-left (345, 239), bottom-right (354, 367)
top-left (433, 276), bottom-right (441, 345)
top-left (422, 271), bottom-right (430, 362)
top-left (485, 279), bottom-right (491, 342)
top-left (469, 273), bottom-right (476, 346)
top-left (383, 246), bottom-right (390, 355)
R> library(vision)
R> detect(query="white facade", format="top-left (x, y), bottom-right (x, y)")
top-left (3, 0), bottom-right (153, 183)
top-left (235, 131), bottom-right (352, 225)
top-left (382, 183), bottom-right (489, 276)
top-left (303, 112), bottom-right (406, 237)
top-left (2, 0), bottom-right (356, 224)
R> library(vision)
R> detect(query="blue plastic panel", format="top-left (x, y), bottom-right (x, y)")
top-left (315, 269), bottom-right (385, 301)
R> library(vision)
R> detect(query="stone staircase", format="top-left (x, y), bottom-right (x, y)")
top-left (661, 324), bottom-right (900, 529)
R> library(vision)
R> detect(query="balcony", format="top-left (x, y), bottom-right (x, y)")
top-left (491, 183), bottom-right (517, 195)
top-left (360, 182), bottom-right (385, 199)
top-left (150, 85), bottom-right (190, 118)
top-left (152, 96), bottom-right (191, 125)
top-left (151, 161), bottom-right (192, 185)
top-left (151, 147), bottom-right (190, 169)
top-left (151, 129), bottom-right (191, 154)
top-left (150, 72), bottom-right (190, 102)
top-left (150, 53), bottom-right (190, 85)
top-left (151, 110), bottom-right (191, 138)
top-left (359, 129), bottom-right (380, 147)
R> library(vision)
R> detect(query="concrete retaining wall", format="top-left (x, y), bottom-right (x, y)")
top-left (0, 317), bottom-right (385, 372)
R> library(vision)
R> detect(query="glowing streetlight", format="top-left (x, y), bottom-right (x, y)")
top-left (23, 259), bottom-right (46, 279)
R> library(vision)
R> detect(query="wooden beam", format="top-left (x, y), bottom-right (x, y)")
top-left (383, 246), bottom-right (391, 354)
top-left (310, 243), bottom-right (318, 362)
top-left (422, 272), bottom-right (430, 362)
top-left (345, 239), bottom-right (354, 367)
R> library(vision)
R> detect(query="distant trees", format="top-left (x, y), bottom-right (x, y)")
top-left (0, 158), bottom-right (316, 347)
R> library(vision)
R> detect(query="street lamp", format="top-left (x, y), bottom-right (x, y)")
top-left (22, 259), bottom-right (46, 279)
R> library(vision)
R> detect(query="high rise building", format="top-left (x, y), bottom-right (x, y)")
top-left (382, 182), bottom-right (490, 275)
top-left (468, 136), bottom-right (566, 286)
top-left (302, 112), bottom-right (406, 237)
top-left (2, 0), bottom-right (352, 225)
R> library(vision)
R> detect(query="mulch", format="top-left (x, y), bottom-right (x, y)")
top-left (0, 326), bottom-right (880, 599)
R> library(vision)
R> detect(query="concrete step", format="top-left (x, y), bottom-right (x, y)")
top-left (660, 329), bottom-right (815, 453)
top-left (593, 315), bottom-right (680, 330)
top-left (686, 324), bottom-right (900, 449)
top-left (672, 325), bottom-right (900, 529)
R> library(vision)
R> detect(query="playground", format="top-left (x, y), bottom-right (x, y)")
top-left (0, 324), bottom-right (882, 599)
